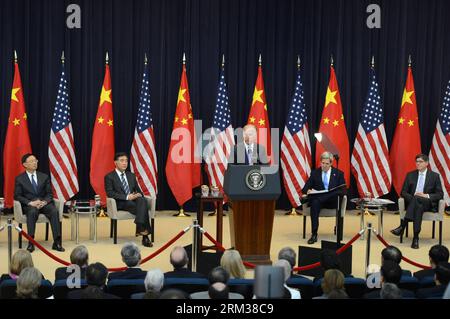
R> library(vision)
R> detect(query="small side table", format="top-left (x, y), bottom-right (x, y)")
top-left (196, 192), bottom-right (224, 250)
top-left (70, 201), bottom-right (97, 244)
top-left (351, 198), bottom-right (394, 239)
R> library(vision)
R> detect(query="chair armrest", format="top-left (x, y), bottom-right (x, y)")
top-left (106, 198), bottom-right (118, 219)
top-left (13, 200), bottom-right (24, 221)
top-left (144, 196), bottom-right (156, 219)
top-left (53, 199), bottom-right (65, 220)
top-left (438, 200), bottom-right (445, 214)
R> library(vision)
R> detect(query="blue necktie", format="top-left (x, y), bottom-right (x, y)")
top-left (416, 173), bottom-right (425, 193)
top-left (31, 174), bottom-right (38, 194)
top-left (247, 146), bottom-right (253, 165)
top-left (121, 173), bottom-right (130, 195)
top-left (322, 171), bottom-right (329, 190)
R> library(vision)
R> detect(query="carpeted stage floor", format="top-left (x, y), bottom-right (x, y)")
top-left (0, 209), bottom-right (449, 281)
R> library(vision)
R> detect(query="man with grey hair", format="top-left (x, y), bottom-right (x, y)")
top-left (278, 247), bottom-right (306, 280)
top-left (131, 269), bottom-right (164, 299)
top-left (108, 242), bottom-right (146, 280)
top-left (302, 151), bottom-right (346, 244)
top-left (380, 283), bottom-right (402, 299)
top-left (229, 124), bottom-right (268, 165)
top-left (55, 245), bottom-right (89, 280)
top-left (273, 259), bottom-right (301, 299)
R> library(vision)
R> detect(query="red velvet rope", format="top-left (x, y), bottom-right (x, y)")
top-left (19, 227), bottom-right (188, 272)
top-left (375, 233), bottom-right (432, 270)
top-left (203, 230), bottom-right (361, 272)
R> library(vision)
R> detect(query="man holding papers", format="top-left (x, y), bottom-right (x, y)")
top-left (302, 152), bottom-right (347, 244)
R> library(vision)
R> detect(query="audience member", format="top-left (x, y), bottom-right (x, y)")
top-left (414, 245), bottom-right (449, 280)
top-left (273, 259), bottom-right (301, 299)
top-left (220, 249), bottom-right (246, 279)
top-left (1, 250), bottom-right (35, 284)
top-left (164, 246), bottom-right (205, 278)
top-left (68, 263), bottom-right (119, 299)
top-left (55, 245), bottom-right (89, 281)
top-left (108, 242), bottom-right (146, 280)
top-left (16, 267), bottom-right (42, 299)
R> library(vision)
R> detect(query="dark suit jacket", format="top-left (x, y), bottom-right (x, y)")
top-left (67, 286), bottom-right (120, 299)
top-left (401, 170), bottom-right (443, 211)
top-left (164, 268), bottom-right (206, 279)
top-left (55, 266), bottom-right (87, 281)
top-left (14, 171), bottom-right (53, 207)
top-left (104, 170), bottom-right (143, 201)
top-left (229, 143), bottom-right (269, 165)
top-left (302, 167), bottom-right (347, 196)
top-left (363, 288), bottom-right (415, 299)
top-left (414, 269), bottom-right (435, 281)
top-left (416, 284), bottom-right (447, 299)
top-left (107, 268), bottom-right (147, 281)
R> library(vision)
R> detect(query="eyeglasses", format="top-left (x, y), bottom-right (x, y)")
top-left (26, 160), bottom-right (38, 164)
top-left (415, 160), bottom-right (425, 163)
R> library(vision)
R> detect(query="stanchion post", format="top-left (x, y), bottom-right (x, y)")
top-left (192, 219), bottom-right (199, 272)
top-left (365, 222), bottom-right (372, 278)
top-left (7, 218), bottom-right (13, 274)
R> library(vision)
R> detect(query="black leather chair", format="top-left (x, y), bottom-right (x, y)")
top-left (53, 279), bottom-right (87, 299)
top-left (163, 278), bottom-right (209, 294)
top-left (106, 279), bottom-right (145, 298)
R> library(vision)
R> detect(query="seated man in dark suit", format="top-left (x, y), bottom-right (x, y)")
top-left (301, 151), bottom-right (346, 244)
top-left (414, 245), bottom-right (449, 281)
top-left (55, 245), bottom-right (89, 281)
top-left (364, 261), bottom-right (415, 299)
top-left (14, 153), bottom-right (64, 252)
top-left (105, 152), bottom-right (152, 247)
top-left (229, 124), bottom-right (269, 165)
top-left (164, 246), bottom-right (206, 279)
top-left (391, 154), bottom-right (444, 249)
top-left (67, 263), bottom-right (120, 299)
top-left (108, 242), bottom-right (147, 281)
top-left (416, 262), bottom-right (450, 299)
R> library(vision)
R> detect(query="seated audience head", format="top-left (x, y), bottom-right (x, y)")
top-left (121, 242), bottom-right (141, 268)
top-left (208, 282), bottom-right (229, 299)
top-left (144, 269), bottom-right (164, 293)
top-left (273, 259), bottom-right (291, 283)
top-left (435, 262), bottom-right (450, 286)
top-left (10, 249), bottom-right (34, 277)
top-left (159, 288), bottom-right (188, 299)
top-left (16, 267), bottom-right (42, 299)
top-left (278, 247), bottom-right (297, 270)
top-left (170, 246), bottom-right (189, 270)
top-left (327, 289), bottom-right (349, 299)
top-left (429, 245), bottom-right (449, 268)
top-left (208, 266), bottom-right (230, 284)
top-left (380, 260), bottom-right (402, 285)
top-left (220, 249), bottom-right (246, 279)
top-left (320, 249), bottom-right (341, 272)
top-left (321, 269), bottom-right (345, 296)
top-left (381, 246), bottom-right (402, 265)
top-left (380, 283), bottom-right (402, 299)
top-left (70, 245), bottom-right (89, 268)
top-left (86, 262), bottom-right (108, 288)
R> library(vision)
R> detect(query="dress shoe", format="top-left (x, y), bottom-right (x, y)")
top-left (142, 235), bottom-right (153, 247)
top-left (52, 242), bottom-right (65, 252)
top-left (390, 226), bottom-right (405, 237)
top-left (411, 238), bottom-right (419, 249)
top-left (27, 243), bottom-right (35, 253)
top-left (307, 234), bottom-right (318, 245)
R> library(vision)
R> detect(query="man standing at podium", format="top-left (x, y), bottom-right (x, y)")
top-left (231, 124), bottom-right (268, 165)
top-left (302, 152), bottom-right (346, 244)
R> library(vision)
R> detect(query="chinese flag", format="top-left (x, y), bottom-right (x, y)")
top-left (3, 59), bottom-right (32, 207)
top-left (316, 66), bottom-right (350, 186)
top-left (247, 63), bottom-right (272, 161)
top-left (165, 62), bottom-right (201, 206)
top-left (390, 66), bottom-right (421, 195)
top-left (90, 62), bottom-right (115, 205)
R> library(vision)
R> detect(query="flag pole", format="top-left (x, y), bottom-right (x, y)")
top-left (61, 51), bottom-right (65, 64)
top-left (408, 54), bottom-right (412, 67)
top-left (286, 54), bottom-right (303, 216)
top-left (14, 50), bottom-right (17, 63)
top-left (173, 52), bottom-right (191, 218)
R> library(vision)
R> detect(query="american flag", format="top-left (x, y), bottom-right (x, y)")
top-left (130, 58), bottom-right (158, 197)
top-left (205, 64), bottom-right (234, 193)
top-left (351, 67), bottom-right (391, 198)
top-left (280, 66), bottom-right (311, 207)
top-left (48, 59), bottom-right (79, 201)
top-left (429, 80), bottom-right (450, 205)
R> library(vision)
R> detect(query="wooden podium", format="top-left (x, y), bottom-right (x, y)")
top-left (224, 165), bottom-right (281, 265)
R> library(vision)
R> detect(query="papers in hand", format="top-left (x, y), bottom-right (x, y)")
top-left (307, 184), bottom-right (346, 195)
